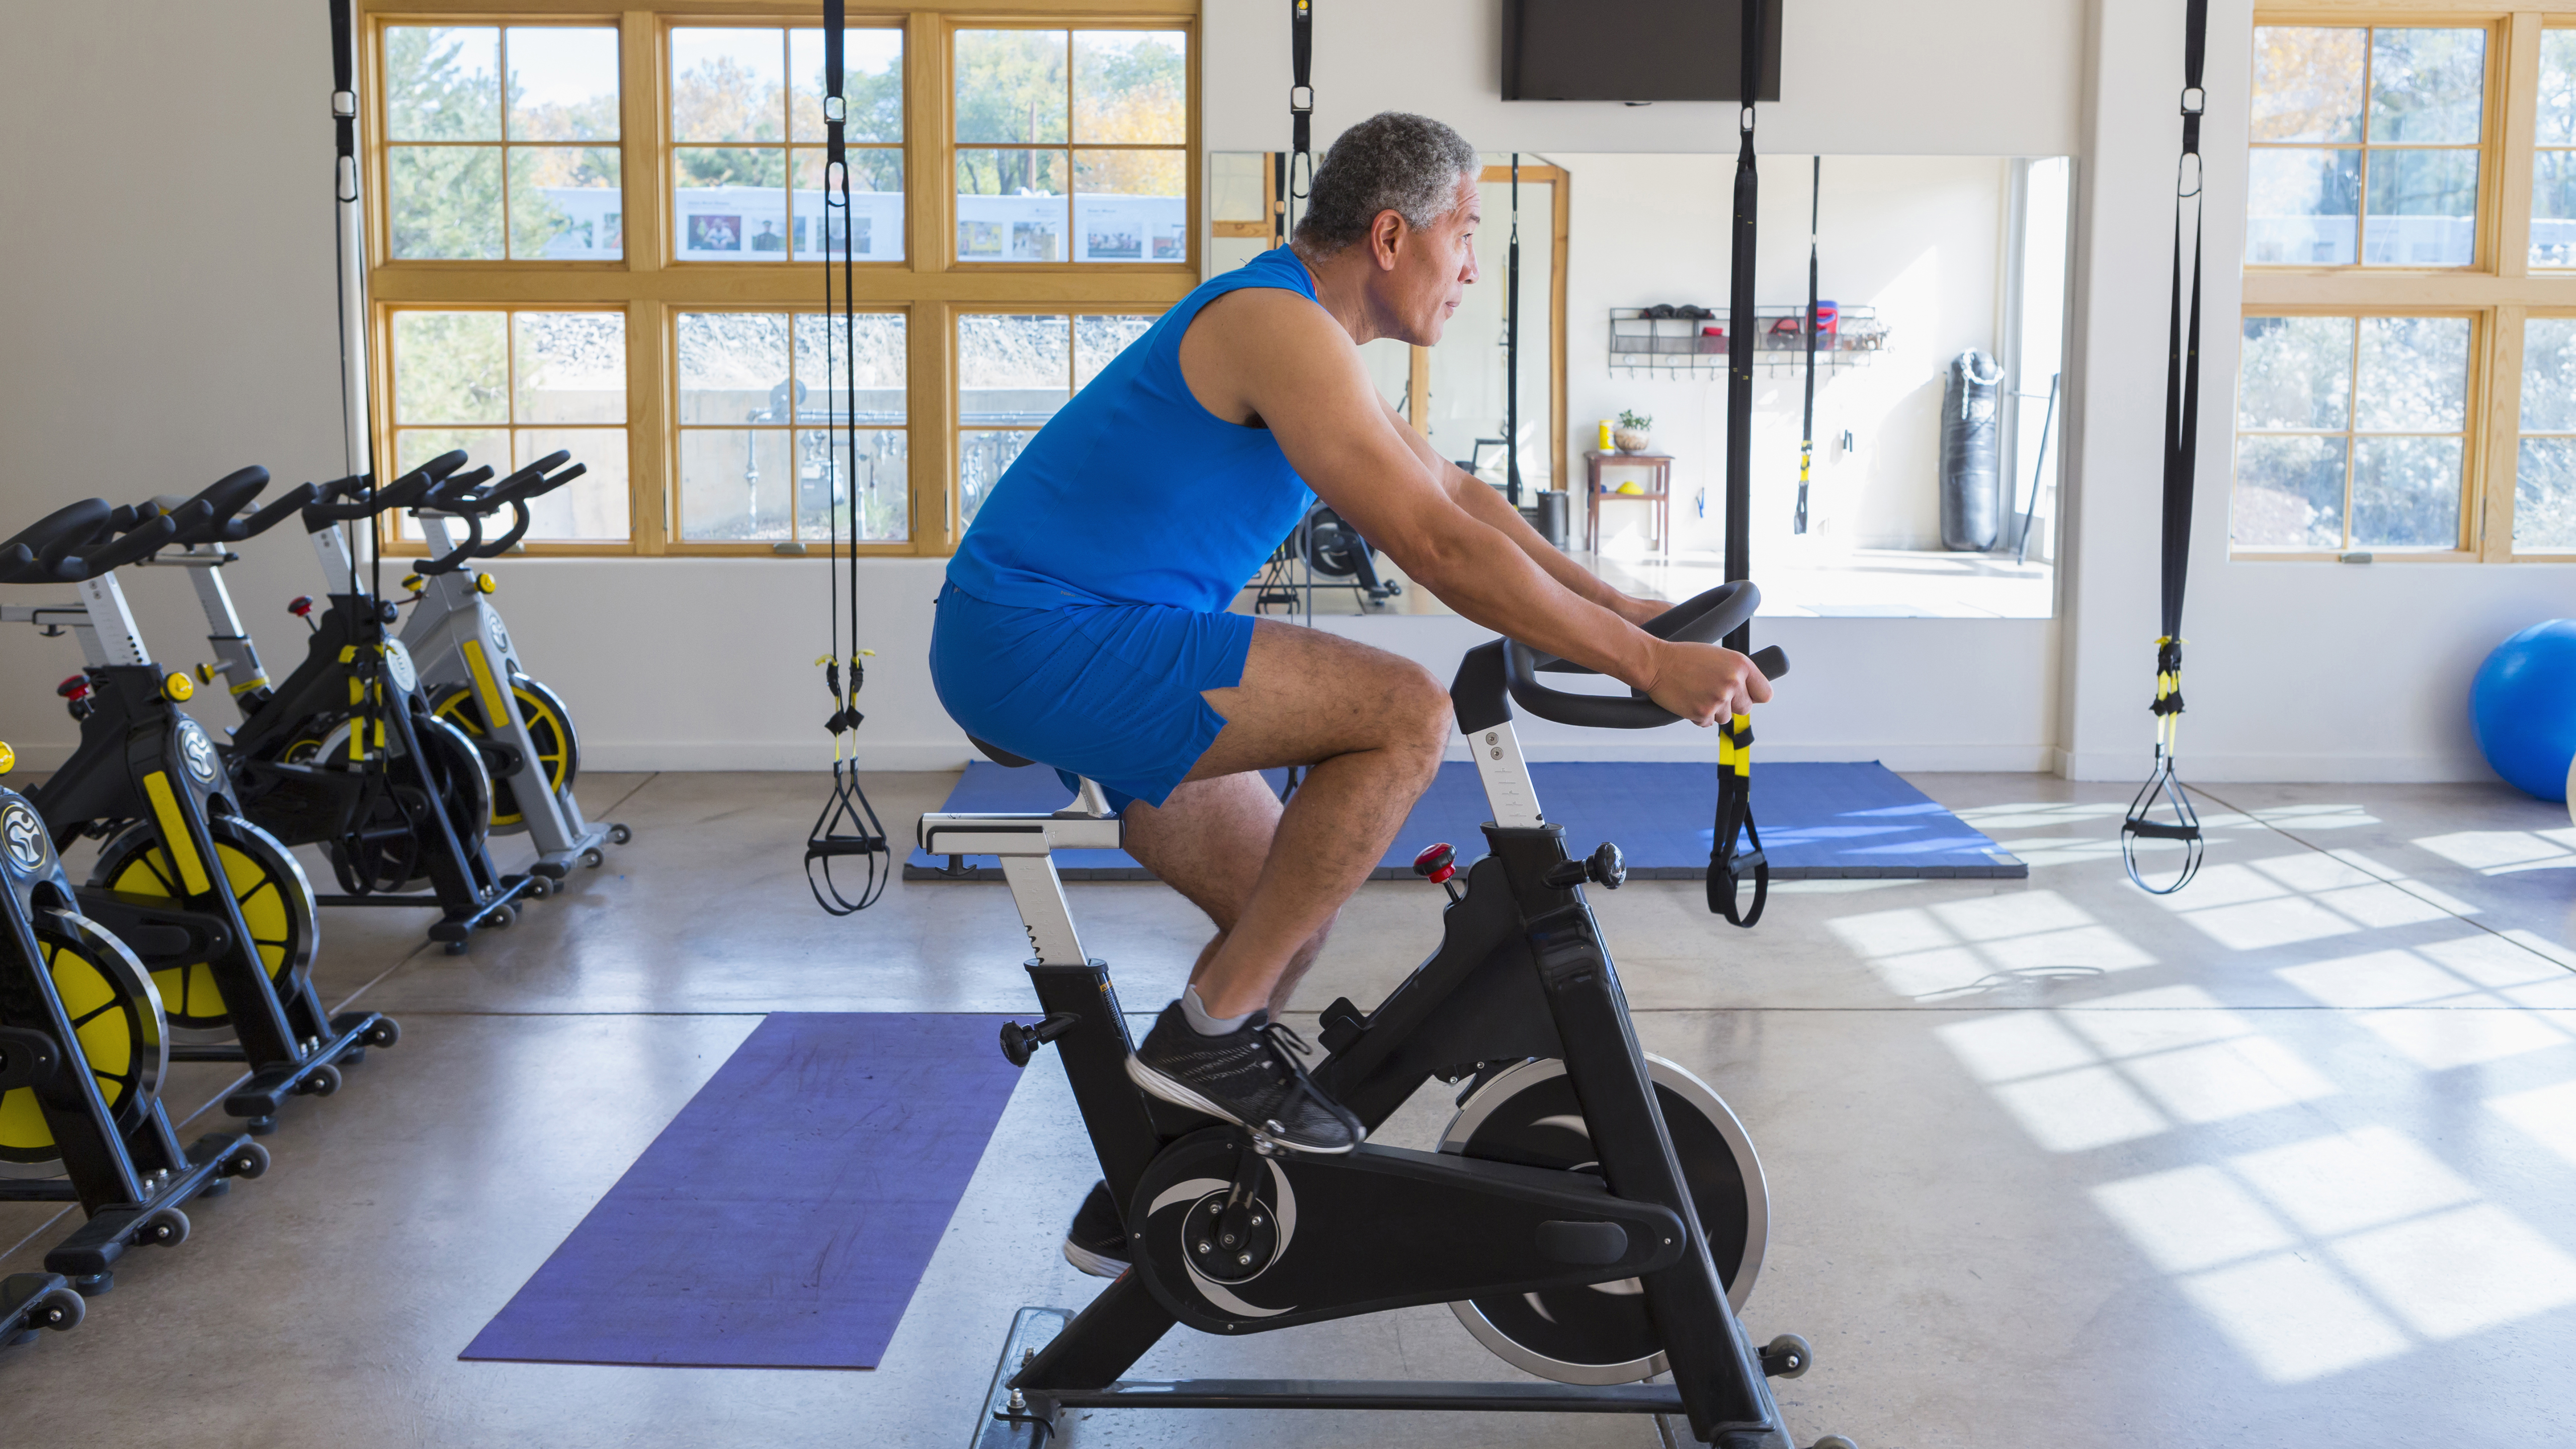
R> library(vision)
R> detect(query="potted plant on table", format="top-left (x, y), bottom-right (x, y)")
top-left (1614, 411), bottom-right (1653, 453)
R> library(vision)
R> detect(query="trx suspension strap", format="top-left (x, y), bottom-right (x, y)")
top-left (1710, 0), bottom-right (1767, 928)
top-left (328, 0), bottom-right (371, 483)
top-left (805, 0), bottom-right (892, 914)
top-left (1793, 156), bottom-right (1819, 535)
top-left (2121, 0), bottom-right (2210, 895)
top-left (1506, 155), bottom-right (1522, 508)
top-left (1276, 0), bottom-right (1315, 247)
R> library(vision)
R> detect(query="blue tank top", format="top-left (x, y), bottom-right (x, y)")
top-left (945, 247), bottom-right (1320, 613)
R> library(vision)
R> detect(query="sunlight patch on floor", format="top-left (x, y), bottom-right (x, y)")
top-left (1826, 890), bottom-right (2155, 998)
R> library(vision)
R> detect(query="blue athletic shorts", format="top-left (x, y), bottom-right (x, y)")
top-left (929, 580), bottom-right (1256, 813)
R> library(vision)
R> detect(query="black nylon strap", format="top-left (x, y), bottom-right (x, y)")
top-left (1506, 155), bottom-right (1522, 508)
top-left (1710, 0), bottom-right (1766, 928)
top-left (1288, 0), bottom-right (1314, 204)
top-left (824, 6), bottom-right (845, 167)
top-left (1795, 155), bottom-right (1819, 535)
top-left (329, 0), bottom-right (357, 198)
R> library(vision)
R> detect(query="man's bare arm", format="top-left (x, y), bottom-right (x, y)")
top-left (1186, 292), bottom-right (1763, 722)
top-left (1379, 397), bottom-right (1660, 625)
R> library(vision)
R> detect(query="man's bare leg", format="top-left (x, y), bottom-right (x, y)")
top-left (1122, 772), bottom-right (1331, 1020)
top-left (1124, 619), bottom-right (1451, 1021)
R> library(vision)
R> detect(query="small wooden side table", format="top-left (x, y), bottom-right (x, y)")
top-left (1584, 450), bottom-right (1673, 553)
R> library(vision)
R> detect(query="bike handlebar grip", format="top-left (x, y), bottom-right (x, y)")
top-left (236, 481), bottom-right (323, 539)
top-left (1504, 639), bottom-right (1681, 729)
top-left (416, 507), bottom-right (487, 576)
top-left (494, 457), bottom-right (581, 505)
top-left (473, 498), bottom-right (535, 558)
top-left (0, 498), bottom-right (114, 578)
top-left (62, 512), bottom-right (185, 578)
top-left (1749, 644), bottom-right (1791, 681)
top-left (1530, 583), bottom-right (1763, 675)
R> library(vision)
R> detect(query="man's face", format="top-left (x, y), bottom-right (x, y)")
top-left (1379, 173), bottom-right (1481, 346)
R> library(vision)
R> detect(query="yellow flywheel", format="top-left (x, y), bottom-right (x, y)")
top-left (0, 915), bottom-right (167, 1175)
top-left (86, 815), bottom-right (318, 1037)
top-left (430, 676), bottom-right (580, 832)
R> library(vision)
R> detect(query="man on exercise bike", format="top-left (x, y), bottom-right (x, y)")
top-left (929, 112), bottom-right (1772, 1272)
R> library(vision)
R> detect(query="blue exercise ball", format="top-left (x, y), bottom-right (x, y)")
top-left (2472, 620), bottom-right (2576, 802)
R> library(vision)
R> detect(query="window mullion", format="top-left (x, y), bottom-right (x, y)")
top-left (2487, 302), bottom-right (2528, 558)
top-left (624, 11), bottom-right (666, 554)
top-left (2501, 13), bottom-right (2541, 278)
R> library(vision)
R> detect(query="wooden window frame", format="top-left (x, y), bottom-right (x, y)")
top-left (2243, 8), bottom-right (2576, 562)
top-left (359, 1), bottom-right (1198, 560)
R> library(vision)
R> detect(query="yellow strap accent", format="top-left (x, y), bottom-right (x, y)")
top-left (141, 773), bottom-right (213, 895)
top-left (338, 645), bottom-right (359, 664)
top-left (463, 638), bottom-right (509, 727)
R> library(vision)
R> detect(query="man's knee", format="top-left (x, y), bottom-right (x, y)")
top-left (1389, 662), bottom-right (1454, 758)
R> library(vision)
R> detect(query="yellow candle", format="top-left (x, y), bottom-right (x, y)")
top-left (1597, 419), bottom-right (1613, 451)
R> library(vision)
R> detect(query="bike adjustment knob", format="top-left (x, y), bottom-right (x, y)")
top-left (287, 595), bottom-right (313, 617)
top-left (1543, 842), bottom-right (1627, 892)
top-left (54, 675), bottom-right (89, 701)
top-left (1410, 842), bottom-right (1457, 885)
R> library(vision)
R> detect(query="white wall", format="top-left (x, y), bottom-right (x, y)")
top-left (1561, 153), bottom-right (2013, 554)
top-left (1204, 0), bottom-right (2085, 157)
top-left (2056, 0), bottom-right (2576, 783)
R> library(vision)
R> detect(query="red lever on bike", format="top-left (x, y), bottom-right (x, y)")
top-left (287, 595), bottom-right (313, 618)
top-left (1411, 843), bottom-right (1456, 885)
top-left (55, 675), bottom-right (89, 701)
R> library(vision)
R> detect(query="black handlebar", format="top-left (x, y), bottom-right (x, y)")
top-left (67, 511), bottom-right (191, 576)
top-left (1497, 583), bottom-right (1790, 730)
top-left (0, 498), bottom-right (114, 583)
top-left (302, 450), bottom-right (473, 527)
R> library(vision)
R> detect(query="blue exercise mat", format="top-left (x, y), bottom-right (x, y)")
top-left (904, 760), bottom-right (2023, 881)
top-left (460, 1013), bottom-right (1020, 1370)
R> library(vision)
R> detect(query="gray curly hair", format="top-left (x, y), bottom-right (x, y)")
top-left (1292, 112), bottom-right (1478, 259)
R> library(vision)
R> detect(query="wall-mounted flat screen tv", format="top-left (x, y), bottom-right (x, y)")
top-left (1502, 0), bottom-right (1783, 103)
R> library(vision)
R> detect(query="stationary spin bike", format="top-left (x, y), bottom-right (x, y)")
top-left (390, 451), bottom-right (629, 874)
top-left (925, 583), bottom-right (1854, 1449)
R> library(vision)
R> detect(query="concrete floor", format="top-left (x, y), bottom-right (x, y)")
top-left (5, 769), bottom-right (2574, 1448)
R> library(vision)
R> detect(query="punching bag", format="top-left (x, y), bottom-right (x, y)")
top-left (1941, 349), bottom-right (2004, 551)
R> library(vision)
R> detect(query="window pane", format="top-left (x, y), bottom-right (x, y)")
top-left (1073, 152), bottom-right (1187, 263)
top-left (2253, 28), bottom-right (2363, 143)
top-left (675, 149), bottom-right (787, 260)
top-left (956, 151), bottom-right (1066, 261)
top-left (386, 27), bottom-right (500, 141)
top-left (2522, 317), bottom-right (2576, 431)
top-left (959, 431), bottom-right (1034, 526)
top-left (790, 29), bottom-right (903, 143)
top-left (2363, 148), bottom-right (2475, 266)
top-left (671, 28), bottom-right (784, 142)
top-left (797, 429), bottom-right (908, 541)
top-left (1210, 152), bottom-right (1269, 224)
top-left (2247, 148), bottom-right (2360, 265)
top-left (515, 428), bottom-right (628, 540)
top-left (679, 429), bottom-right (792, 540)
top-left (2544, 33), bottom-right (2576, 146)
top-left (2353, 316), bottom-right (2468, 431)
top-left (2515, 438), bottom-right (2576, 549)
top-left (2369, 29), bottom-right (2485, 145)
top-left (389, 147), bottom-right (503, 260)
top-left (676, 313), bottom-right (789, 424)
top-left (2233, 434), bottom-right (2348, 548)
top-left (792, 149), bottom-right (905, 261)
top-left (1073, 31), bottom-right (1186, 145)
top-left (393, 312), bottom-right (509, 425)
top-left (955, 30), bottom-right (1067, 143)
top-left (396, 429), bottom-right (507, 478)
top-left (2351, 435), bottom-right (2462, 546)
top-left (508, 146), bottom-right (620, 259)
top-left (1075, 314), bottom-right (1156, 388)
top-left (960, 314), bottom-right (1070, 400)
top-left (505, 27), bottom-right (618, 141)
top-left (792, 313), bottom-right (907, 421)
top-left (2237, 316), bottom-right (2352, 431)
top-left (2535, 152), bottom-right (2576, 268)
top-left (512, 313), bottom-right (624, 425)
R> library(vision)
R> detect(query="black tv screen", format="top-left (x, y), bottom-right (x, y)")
top-left (1502, 0), bottom-right (1783, 103)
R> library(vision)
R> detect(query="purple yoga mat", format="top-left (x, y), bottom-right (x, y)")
top-left (461, 1012), bottom-right (1022, 1370)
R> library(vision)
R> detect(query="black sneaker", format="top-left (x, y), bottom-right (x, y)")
top-left (1062, 1180), bottom-right (1129, 1278)
top-left (1125, 1004), bottom-right (1363, 1154)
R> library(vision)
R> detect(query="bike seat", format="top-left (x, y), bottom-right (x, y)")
top-left (968, 735), bottom-right (1036, 769)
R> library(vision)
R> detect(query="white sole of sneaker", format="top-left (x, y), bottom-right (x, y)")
top-left (1061, 1239), bottom-right (1129, 1278)
top-left (1123, 1054), bottom-right (1360, 1154)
